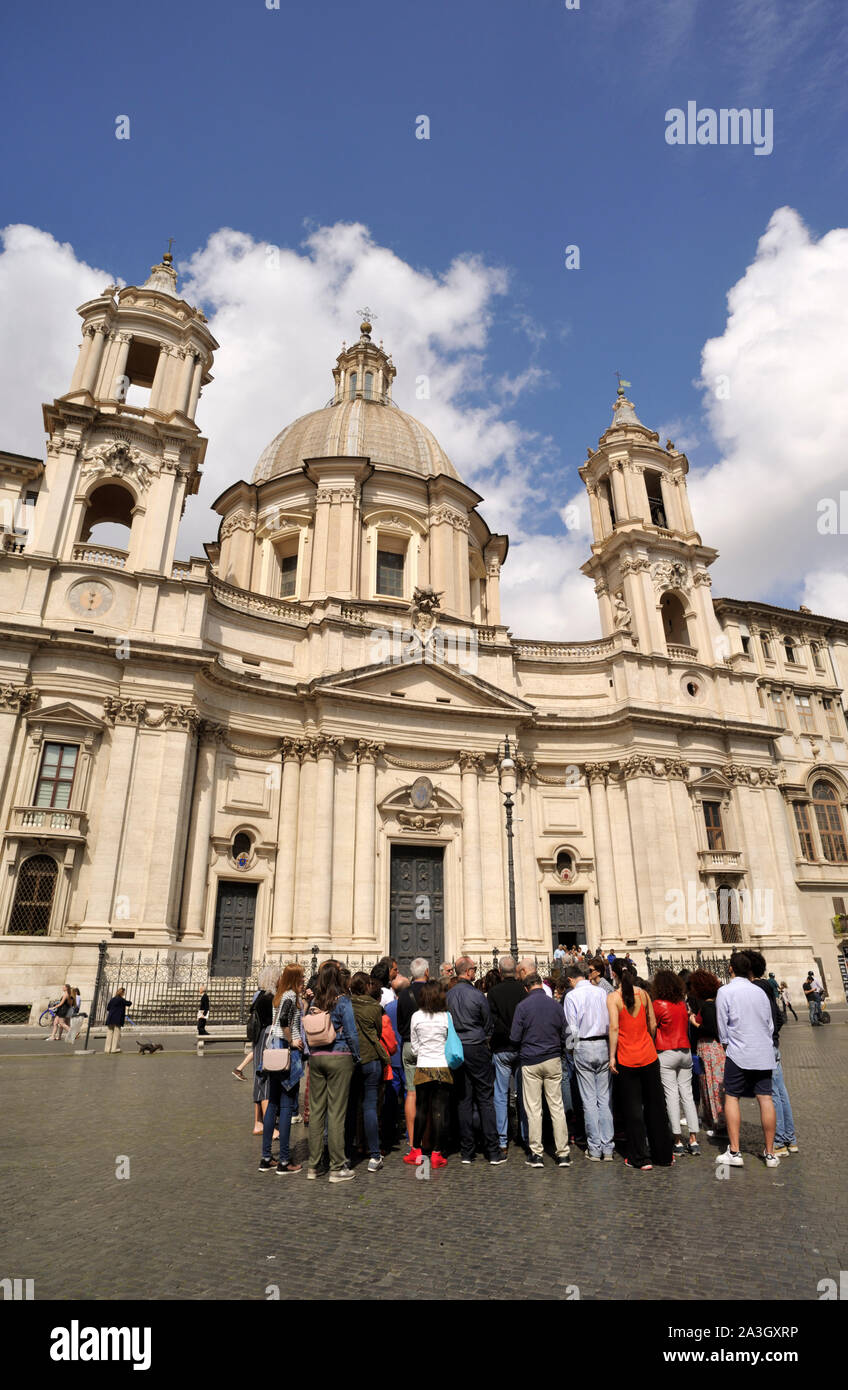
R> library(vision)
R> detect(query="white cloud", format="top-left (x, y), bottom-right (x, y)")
top-left (694, 206), bottom-right (848, 616)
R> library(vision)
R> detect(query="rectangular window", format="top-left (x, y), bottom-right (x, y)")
top-left (35, 743), bottom-right (78, 809)
top-left (376, 548), bottom-right (404, 598)
top-left (823, 698), bottom-right (840, 737)
top-left (771, 689), bottom-right (787, 727)
top-left (703, 801), bottom-right (725, 852)
top-left (795, 694), bottom-right (814, 733)
top-left (832, 896), bottom-right (846, 916)
top-left (793, 802), bottom-right (815, 860)
top-left (760, 633), bottom-right (772, 660)
top-left (741, 634), bottom-right (751, 655)
top-left (279, 552), bottom-right (298, 598)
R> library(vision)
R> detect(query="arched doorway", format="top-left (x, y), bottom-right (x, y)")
top-left (8, 855), bottom-right (58, 935)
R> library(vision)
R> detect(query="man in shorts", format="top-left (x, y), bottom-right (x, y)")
top-left (716, 951), bottom-right (779, 1169)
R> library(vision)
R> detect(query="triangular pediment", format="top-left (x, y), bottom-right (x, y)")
top-left (26, 701), bottom-right (104, 729)
top-left (311, 657), bottom-right (534, 713)
top-left (688, 769), bottom-right (734, 793)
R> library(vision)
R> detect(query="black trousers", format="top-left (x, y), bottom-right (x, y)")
top-left (616, 1059), bottom-right (673, 1166)
top-left (413, 1080), bottom-right (451, 1154)
top-left (455, 1043), bottom-right (499, 1159)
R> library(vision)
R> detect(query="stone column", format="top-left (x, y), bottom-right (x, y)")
top-left (148, 344), bottom-right (170, 412)
top-left (70, 327), bottom-right (95, 392)
top-left (111, 333), bottom-right (132, 400)
top-left (595, 579), bottom-right (613, 636)
top-left (761, 778), bottom-right (806, 939)
top-left (269, 740), bottom-right (303, 945)
top-left (187, 356), bottom-right (204, 418)
top-left (610, 462), bottom-right (628, 521)
top-left (484, 558), bottom-right (501, 625)
top-left (83, 713), bottom-right (141, 927)
top-left (677, 476), bottom-right (696, 535)
top-left (621, 756), bottom-right (675, 947)
top-left (139, 719), bottom-right (197, 935)
top-left (666, 764), bottom-right (709, 944)
top-left (81, 325), bottom-right (108, 394)
top-left (624, 463), bottom-right (646, 521)
top-left (293, 742), bottom-right (318, 933)
top-left (310, 735), bottom-right (340, 940)
top-left (731, 779), bottom-right (778, 940)
top-left (176, 349), bottom-right (197, 416)
top-left (0, 687), bottom-right (36, 815)
top-left (309, 489), bottom-right (332, 598)
top-left (460, 752), bottom-right (485, 943)
top-left (180, 728), bottom-right (219, 941)
top-left (585, 763), bottom-right (620, 941)
top-left (587, 485), bottom-right (602, 542)
top-left (352, 740), bottom-right (382, 939)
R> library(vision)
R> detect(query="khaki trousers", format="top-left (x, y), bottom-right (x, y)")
top-left (521, 1057), bottom-right (570, 1158)
top-left (307, 1054), bottom-right (355, 1172)
top-left (105, 1026), bottom-right (122, 1053)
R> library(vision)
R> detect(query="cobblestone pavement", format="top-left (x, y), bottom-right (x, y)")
top-left (1, 1021), bottom-right (845, 1302)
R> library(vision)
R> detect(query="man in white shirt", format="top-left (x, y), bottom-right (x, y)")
top-left (563, 964), bottom-right (615, 1160)
top-left (716, 951), bottom-right (778, 1169)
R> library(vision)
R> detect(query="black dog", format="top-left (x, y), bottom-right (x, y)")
top-left (136, 1041), bottom-right (163, 1054)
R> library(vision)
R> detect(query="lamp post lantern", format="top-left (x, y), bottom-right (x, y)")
top-left (498, 737), bottom-right (519, 959)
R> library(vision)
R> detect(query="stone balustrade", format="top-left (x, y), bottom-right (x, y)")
top-left (12, 806), bottom-right (88, 838)
top-left (697, 849), bottom-right (745, 871)
top-left (667, 643), bottom-right (698, 661)
top-left (72, 542), bottom-right (128, 570)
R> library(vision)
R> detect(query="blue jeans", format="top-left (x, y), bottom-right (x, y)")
top-left (263, 1076), bottom-right (299, 1162)
top-left (493, 1050), bottom-right (526, 1147)
top-left (772, 1050), bottom-right (796, 1146)
top-left (346, 1059), bottom-right (383, 1160)
top-left (573, 1039), bottom-right (614, 1156)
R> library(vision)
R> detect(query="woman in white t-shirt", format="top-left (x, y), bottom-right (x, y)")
top-left (405, 981), bottom-right (453, 1169)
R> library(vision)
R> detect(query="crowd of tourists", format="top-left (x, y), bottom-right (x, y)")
top-left (235, 944), bottom-right (810, 1178)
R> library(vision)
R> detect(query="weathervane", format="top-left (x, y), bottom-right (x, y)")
top-left (615, 370), bottom-right (632, 396)
top-left (356, 306), bottom-right (377, 323)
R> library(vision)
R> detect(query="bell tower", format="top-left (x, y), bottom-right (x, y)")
top-left (579, 384), bottom-right (724, 662)
top-left (29, 249), bottom-right (218, 577)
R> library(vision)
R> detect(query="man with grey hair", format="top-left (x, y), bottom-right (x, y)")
top-left (564, 962), bottom-right (614, 1160)
top-left (488, 955), bottom-right (528, 1156)
top-left (396, 958), bottom-right (430, 1151)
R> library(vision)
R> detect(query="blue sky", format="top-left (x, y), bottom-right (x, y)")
top-left (2, 0), bottom-right (847, 634)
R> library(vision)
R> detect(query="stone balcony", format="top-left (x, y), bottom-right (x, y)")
top-left (72, 542), bottom-right (128, 570)
top-left (697, 848), bottom-right (745, 873)
top-left (10, 806), bottom-right (88, 841)
top-left (667, 643), bottom-right (698, 661)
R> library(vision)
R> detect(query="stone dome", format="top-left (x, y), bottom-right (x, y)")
top-left (252, 397), bottom-right (459, 484)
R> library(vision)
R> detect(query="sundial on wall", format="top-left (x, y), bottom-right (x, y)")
top-left (67, 579), bottom-right (114, 618)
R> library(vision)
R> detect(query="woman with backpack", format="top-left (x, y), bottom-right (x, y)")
top-left (302, 961), bottom-right (360, 1182)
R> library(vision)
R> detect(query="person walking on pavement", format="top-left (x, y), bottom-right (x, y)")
top-left (779, 981), bottom-right (798, 1022)
top-left (104, 987), bottom-right (131, 1053)
top-left (510, 973), bottom-right (571, 1169)
top-left (446, 956), bottom-right (503, 1165)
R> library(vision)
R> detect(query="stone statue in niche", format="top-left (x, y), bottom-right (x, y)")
top-left (613, 591), bottom-right (632, 631)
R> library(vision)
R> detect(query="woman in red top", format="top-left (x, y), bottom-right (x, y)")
top-left (651, 970), bottom-right (701, 1157)
top-left (608, 961), bottom-right (674, 1170)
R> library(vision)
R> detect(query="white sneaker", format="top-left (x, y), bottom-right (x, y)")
top-left (367, 1157), bottom-right (383, 1172)
top-left (715, 1148), bottom-right (744, 1167)
top-left (762, 1151), bottom-right (780, 1168)
top-left (328, 1166), bottom-right (355, 1183)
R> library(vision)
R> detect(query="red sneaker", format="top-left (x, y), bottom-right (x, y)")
top-left (430, 1151), bottom-right (448, 1169)
top-left (403, 1147), bottom-right (423, 1166)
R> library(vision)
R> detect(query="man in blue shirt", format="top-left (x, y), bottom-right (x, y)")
top-left (510, 973), bottom-right (571, 1169)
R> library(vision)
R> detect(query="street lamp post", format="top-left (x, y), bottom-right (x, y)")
top-left (498, 737), bottom-right (519, 960)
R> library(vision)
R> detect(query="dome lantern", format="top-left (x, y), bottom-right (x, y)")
top-left (331, 313), bottom-right (396, 406)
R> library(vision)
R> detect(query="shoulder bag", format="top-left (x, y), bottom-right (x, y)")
top-left (445, 1013), bottom-right (464, 1070)
top-left (261, 1002), bottom-right (291, 1072)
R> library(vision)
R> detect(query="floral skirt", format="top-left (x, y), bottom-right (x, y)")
top-left (697, 1040), bottom-right (726, 1127)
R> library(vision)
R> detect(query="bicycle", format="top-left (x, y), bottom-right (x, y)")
top-left (38, 999), bottom-right (61, 1027)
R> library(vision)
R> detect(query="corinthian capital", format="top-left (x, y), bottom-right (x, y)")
top-left (584, 761), bottom-right (610, 785)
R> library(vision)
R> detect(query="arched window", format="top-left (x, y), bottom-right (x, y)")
top-left (80, 483), bottom-right (134, 552)
top-left (348, 372), bottom-right (357, 400)
top-left (364, 371), bottom-right (373, 400)
top-left (760, 632), bottom-right (772, 660)
top-left (8, 855), bottom-right (58, 936)
top-left (716, 883), bottom-right (741, 944)
top-left (555, 850), bottom-right (573, 881)
top-left (660, 592), bottom-right (691, 646)
top-left (811, 642), bottom-right (824, 672)
top-left (812, 780), bottom-right (848, 862)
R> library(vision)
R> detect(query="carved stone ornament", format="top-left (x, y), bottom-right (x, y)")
top-left (620, 752), bottom-right (658, 780)
top-left (398, 810), bottom-right (443, 832)
top-left (584, 761), bottom-right (610, 784)
top-left (81, 441), bottom-right (152, 492)
top-left (620, 557), bottom-right (651, 576)
top-left (651, 560), bottom-right (690, 594)
top-left (0, 684), bottom-right (39, 714)
top-left (102, 695), bottom-right (148, 726)
top-left (692, 570), bottom-right (713, 588)
top-left (410, 585), bottom-right (444, 643)
top-left (612, 591), bottom-right (632, 632)
top-left (220, 509), bottom-right (257, 541)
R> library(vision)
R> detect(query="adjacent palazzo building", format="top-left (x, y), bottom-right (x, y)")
top-left (1, 252), bottom-right (847, 1013)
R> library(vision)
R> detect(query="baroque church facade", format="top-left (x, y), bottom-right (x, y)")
top-left (1, 252), bottom-right (847, 1013)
